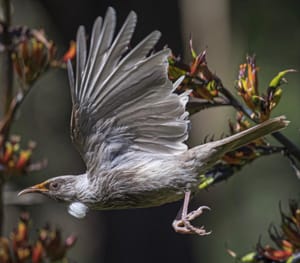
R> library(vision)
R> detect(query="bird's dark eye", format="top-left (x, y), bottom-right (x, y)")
top-left (49, 182), bottom-right (59, 190)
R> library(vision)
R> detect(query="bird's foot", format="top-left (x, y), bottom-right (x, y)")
top-left (172, 206), bottom-right (211, 236)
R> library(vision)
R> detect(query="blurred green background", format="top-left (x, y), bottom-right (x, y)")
top-left (2, 0), bottom-right (300, 262)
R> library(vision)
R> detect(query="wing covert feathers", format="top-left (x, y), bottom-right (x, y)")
top-left (68, 7), bottom-right (190, 170)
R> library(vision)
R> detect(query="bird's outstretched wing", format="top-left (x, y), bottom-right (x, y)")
top-left (68, 7), bottom-right (189, 173)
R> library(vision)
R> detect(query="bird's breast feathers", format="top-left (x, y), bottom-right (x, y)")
top-left (84, 155), bottom-right (198, 210)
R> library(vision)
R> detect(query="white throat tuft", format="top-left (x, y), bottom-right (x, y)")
top-left (68, 202), bottom-right (89, 219)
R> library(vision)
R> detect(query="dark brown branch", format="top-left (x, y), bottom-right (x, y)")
top-left (187, 97), bottom-right (230, 114)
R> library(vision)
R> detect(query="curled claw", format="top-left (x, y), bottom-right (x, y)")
top-left (172, 206), bottom-right (211, 235)
top-left (172, 191), bottom-right (211, 236)
top-left (186, 205), bottom-right (210, 221)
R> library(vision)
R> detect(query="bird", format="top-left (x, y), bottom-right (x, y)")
top-left (18, 7), bottom-right (289, 235)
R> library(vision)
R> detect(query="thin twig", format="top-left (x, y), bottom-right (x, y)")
top-left (187, 96), bottom-right (230, 113)
top-left (0, 89), bottom-right (29, 136)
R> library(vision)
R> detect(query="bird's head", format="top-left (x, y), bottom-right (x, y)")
top-left (18, 175), bottom-right (79, 202)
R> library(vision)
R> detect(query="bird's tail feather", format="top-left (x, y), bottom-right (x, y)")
top-left (213, 115), bottom-right (288, 153)
top-left (187, 115), bottom-right (289, 173)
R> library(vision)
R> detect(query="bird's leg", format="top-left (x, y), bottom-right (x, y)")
top-left (172, 191), bottom-right (211, 236)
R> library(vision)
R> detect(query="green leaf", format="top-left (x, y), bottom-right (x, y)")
top-left (268, 69), bottom-right (296, 89)
top-left (189, 38), bottom-right (197, 59)
top-left (240, 252), bottom-right (256, 262)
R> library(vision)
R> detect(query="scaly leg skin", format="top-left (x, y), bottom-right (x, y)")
top-left (172, 191), bottom-right (211, 235)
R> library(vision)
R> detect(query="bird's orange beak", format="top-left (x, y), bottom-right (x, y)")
top-left (18, 182), bottom-right (49, 196)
